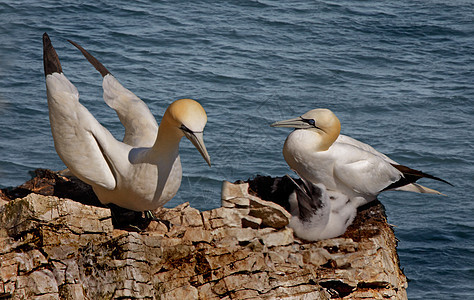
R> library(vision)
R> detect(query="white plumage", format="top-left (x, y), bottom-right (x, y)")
top-left (272, 108), bottom-right (451, 240)
top-left (43, 33), bottom-right (211, 212)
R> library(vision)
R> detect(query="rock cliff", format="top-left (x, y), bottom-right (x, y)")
top-left (0, 169), bottom-right (407, 299)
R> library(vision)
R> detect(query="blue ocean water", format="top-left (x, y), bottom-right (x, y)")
top-left (1, 1), bottom-right (473, 298)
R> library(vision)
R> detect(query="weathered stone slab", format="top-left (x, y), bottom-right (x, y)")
top-left (0, 171), bottom-right (407, 299)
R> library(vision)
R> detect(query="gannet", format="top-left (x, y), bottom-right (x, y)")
top-left (271, 108), bottom-right (451, 207)
top-left (43, 32), bottom-right (211, 212)
top-left (286, 175), bottom-right (356, 241)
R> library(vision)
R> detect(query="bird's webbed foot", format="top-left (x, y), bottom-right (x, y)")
top-left (144, 210), bottom-right (173, 231)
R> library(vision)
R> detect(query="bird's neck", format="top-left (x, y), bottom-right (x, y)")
top-left (146, 118), bottom-right (183, 198)
top-left (151, 117), bottom-right (183, 160)
top-left (286, 127), bottom-right (339, 153)
top-left (318, 127), bottom-right (339, 151)
top-left (319, 116), bottom-right (341, 151)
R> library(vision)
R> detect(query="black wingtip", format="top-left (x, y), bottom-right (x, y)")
top-left (43, 32), bottom-right (62, 76)
top-left (397, 164), bottom-right (453, 186)
top-left (67, 39), bottom-right (110, 77)
top-left (385, 164), bottom-right (454, 191)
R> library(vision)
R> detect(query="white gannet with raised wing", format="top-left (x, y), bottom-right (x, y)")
top-left (43, 33), bottom-right (211, 212)
top-left (271, 108), bottom-right (451, 207)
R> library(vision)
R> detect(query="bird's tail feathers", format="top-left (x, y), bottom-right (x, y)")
top-left (393, 183), bottom-right (446, 196)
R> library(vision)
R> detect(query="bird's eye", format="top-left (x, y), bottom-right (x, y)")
top-left (303, 118), bottom-right (315, 126)
top-left (180, 124), bottom-right (193, 134)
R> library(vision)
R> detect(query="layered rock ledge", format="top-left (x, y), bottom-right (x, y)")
top-left (0, 170), bottom-right (407, 299)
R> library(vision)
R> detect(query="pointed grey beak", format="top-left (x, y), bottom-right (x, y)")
top-left (183, 130), bottom-right (211, 167)
top-left (270, 117), bottom-right (312, 129)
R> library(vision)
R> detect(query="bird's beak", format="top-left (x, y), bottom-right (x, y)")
top-left (270, 117), bottom-right (310, 129)
top-left (183, 130), bottom-right (211, 167)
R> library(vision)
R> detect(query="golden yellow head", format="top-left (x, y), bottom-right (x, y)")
top-left (300, 108), bottom-right (341, 135)
top-left (271, 108), bottom-right (341, 151)
top-left (162, 98), bottom-right (211, 166)
top-left (165, 98), bottom-right (207, 132)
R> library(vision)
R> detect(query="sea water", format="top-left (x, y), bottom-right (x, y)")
top-left (0, 1), bottom-right (473, 298)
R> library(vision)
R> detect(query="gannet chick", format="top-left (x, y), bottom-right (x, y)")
top-left (286, 176), bottom-right (356, 241)
top-left (271, 108), bottom-right (451, 207)
top-left (43, 33), bottom-right (211, 212)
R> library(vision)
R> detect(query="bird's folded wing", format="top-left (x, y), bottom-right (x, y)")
top-left (333, 144), bottom-right (401, 195)
top-left (336, 134), bottom-right (398, 164)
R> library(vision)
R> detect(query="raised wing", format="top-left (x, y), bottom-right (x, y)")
top-left (102, 74), bottom-right (158, 146)
top-left (68, 40), bottom-right (158, 147)
top-left (44, 33), bottom-right (116, 190)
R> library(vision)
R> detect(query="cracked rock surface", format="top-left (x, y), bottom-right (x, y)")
top-left (0, 170), bottom-right (407, 299)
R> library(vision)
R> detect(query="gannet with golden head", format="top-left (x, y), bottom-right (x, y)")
top-left (43, 33), bottom-right (211, 212)
top-left (271, 108), bottom-right (451, 207)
